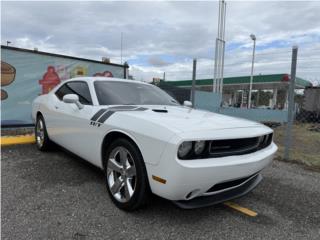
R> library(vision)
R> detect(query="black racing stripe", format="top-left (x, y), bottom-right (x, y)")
top-left (94, 107), bottom-right (148, 124)
top-left (91, 109), bottom-right (108, 121)
top-left (97, 110), bottom-right (115, 123)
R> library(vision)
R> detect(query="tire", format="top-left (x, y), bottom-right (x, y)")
top-left (104, 138), bottom-right (150, 211)
top-left (35, 114), bottom-right (53, 151)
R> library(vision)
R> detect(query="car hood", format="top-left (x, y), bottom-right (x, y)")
top-left (117, 105), bottom-right (262, 133)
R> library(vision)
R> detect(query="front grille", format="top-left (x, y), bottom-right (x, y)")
top-left (209, 133), bottom-right (272, 158)
top-left (178, 133), bottom-right (273, 160)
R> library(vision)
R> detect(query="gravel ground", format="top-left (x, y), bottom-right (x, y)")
top-left (1, 144), bottom-right (320, 240)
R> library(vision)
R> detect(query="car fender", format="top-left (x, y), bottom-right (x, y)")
top-left (100, 113), bottom-right (177, 166)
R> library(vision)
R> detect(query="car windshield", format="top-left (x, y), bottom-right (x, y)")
top-left (94, 81), bottom-right (179, 106)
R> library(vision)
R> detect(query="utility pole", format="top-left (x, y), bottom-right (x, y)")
top-left (6, 41), bottom-right (11, 46)
top-left (191, 59), bottom-right (197, 107)
top-left (248, 34), bottom-right (256, 108)
top-left (120, 32), bottom-right (123, 64)
top-left (284, 46), bottom-right (298, 160)
top-left (213, 0), bottom-right (226, 94)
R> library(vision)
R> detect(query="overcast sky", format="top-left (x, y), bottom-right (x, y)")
top-left (2, 1), bottom-right (320, 85)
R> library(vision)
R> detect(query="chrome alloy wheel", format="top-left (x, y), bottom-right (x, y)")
top-left (107, 146), bottom-right (137, 203)
top-left (36, 118), bottom-right (45, 148)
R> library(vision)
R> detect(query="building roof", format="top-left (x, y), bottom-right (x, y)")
top-left (162, 74), bottom-right (312, 88)
top-left (1, 45), bottom-right (129, 68)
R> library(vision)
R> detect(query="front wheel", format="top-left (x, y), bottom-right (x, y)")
top-left (35, 115), bottom-right (53, 151)
top-left (104, 138), bottom-right (150, 211)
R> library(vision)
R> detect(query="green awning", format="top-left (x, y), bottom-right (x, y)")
top-left (162, 74), bottom-right (312, 88)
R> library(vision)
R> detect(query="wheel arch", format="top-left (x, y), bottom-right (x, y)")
top-left (101, 130), bottom-right (145, 171)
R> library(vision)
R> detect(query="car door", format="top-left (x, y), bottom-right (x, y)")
top-left (49, 81), bottom-right (95, 156)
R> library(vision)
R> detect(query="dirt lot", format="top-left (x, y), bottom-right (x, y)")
top-left (2, 144), bottom-right (320, 240)
top-left (273, 123), bottom-right (320, 169)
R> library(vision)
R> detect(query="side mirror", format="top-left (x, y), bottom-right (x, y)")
top-left (63, 94), bottom-right (84, 109)
top-left (183, 100), bottom-right (192, 108)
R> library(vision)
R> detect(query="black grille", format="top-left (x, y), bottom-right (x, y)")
top-left (209, 133), bottom-right (273, 158)
top-left (206, 174), bottom-right (257, 193)
top-left (178, 133), bottom-right (273, 160)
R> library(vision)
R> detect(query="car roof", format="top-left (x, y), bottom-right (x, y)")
top-left (67, 77), bottom-right (151, 85)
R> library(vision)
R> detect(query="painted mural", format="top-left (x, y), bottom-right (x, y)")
top-left (1, 61), bottom-right (16, 100)
top-left (39, 66), bottom-right (61, 94)
top-left (1, 48), bottom-right (125, 125)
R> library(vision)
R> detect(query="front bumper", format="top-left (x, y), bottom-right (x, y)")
top-left (146, 142), bottom-right (277, 202)
top-left (173, 173), bottom-right (262, 209)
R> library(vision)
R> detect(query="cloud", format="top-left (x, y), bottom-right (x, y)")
top-left (1, 1), bottom-right (320, 85)
top-left (147, 56), bottom-right (171, 67)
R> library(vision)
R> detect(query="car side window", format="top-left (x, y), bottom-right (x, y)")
top-left (55, 82), bottom-right (93, 105)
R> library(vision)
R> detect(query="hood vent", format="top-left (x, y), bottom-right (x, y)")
top-left (152, 109), bottom-right (168, 113)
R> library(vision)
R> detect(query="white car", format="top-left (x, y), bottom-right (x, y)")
top-left (32, 77), bottom-right (277, 211)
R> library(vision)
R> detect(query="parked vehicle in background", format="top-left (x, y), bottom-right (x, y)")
top-left (297, 87), bottom-right (320, 122)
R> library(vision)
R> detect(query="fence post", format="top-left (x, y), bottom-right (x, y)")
top-left (191, 58), bottom-right (197, 107)
top-left (284, 46), bottom-right (298, 160)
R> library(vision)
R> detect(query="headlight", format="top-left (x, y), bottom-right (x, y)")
top-left (178, 141), bottom-right (192, 158)
top-left (194, 141), bottom-right (205, 155)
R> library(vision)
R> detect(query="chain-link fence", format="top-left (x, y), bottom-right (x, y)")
top-left (273, 87), bottom-right (320, 169)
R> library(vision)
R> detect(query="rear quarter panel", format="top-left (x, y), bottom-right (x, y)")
top-left (32, 95), bottom-right (49, 123)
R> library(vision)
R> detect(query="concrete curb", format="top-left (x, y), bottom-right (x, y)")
top-left (1, 134), bottom-right (35, 146)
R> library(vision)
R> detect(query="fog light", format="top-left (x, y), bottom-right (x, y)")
top-left (185, 189), bottom-right (201, 200)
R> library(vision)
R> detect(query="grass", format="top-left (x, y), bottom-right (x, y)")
top-left (273, 123), bottom-right (320, 170)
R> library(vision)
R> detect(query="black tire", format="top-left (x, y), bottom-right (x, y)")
top-left (104, 138), bottom-right (150, 211)
top-left (35, 114), bottom-right (53, 151)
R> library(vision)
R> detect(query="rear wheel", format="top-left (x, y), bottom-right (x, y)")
top-left (35, 115), bottom-right (52, 151)
top-left (104, 138), bottom-right (149, 211)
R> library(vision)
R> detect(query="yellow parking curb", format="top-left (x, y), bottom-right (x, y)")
top-left (224, 201), bottom-right (258, 217)
top-left (1, 134), bottom-right (35, 146)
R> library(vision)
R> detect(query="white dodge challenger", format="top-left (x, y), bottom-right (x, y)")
top-left (32, 77), bottom-right (277, 211)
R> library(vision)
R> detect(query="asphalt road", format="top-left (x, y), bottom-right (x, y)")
top-left (2, 144), bottom-right (320, 240)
